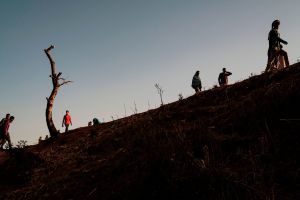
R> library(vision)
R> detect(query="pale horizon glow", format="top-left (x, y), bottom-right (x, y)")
top-left (1, 0), bottom-right (300, 145)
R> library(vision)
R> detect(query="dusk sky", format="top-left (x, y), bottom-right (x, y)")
top-left (1, 0), bottom-right (300, 145)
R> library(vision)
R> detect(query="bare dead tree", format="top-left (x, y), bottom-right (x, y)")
top-left (154, 83), bottom-right (164, 106)
top-left (44, 45), bottom-right (72, 137)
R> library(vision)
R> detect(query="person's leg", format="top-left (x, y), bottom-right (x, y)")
top-left (266, 49), bottom-right (272, 71)
top-left (266, 49), bottom-right (277, 71)
top-left (278, 54), bottom-right (285, 69)
top-left (280, 49), bottom-right (289, 67)
top-left (6, 135), bottom-right (12, 149)
top-left (65, 124), bottom-right (69, 132)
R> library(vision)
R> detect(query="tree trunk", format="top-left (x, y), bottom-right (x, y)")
top-left (44, 45), bottom-right (71, 137)
top-left (46, 87), bottom-right (59, 137)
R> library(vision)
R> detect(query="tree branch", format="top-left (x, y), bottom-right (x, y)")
top-left (44, 45), bottom-right (55, 63)
top-left (44, 45), bottom-right (56, 82)
top-left (57, 72), bottom-right (62, 78)
top-left (59, 80), bottom-right (73, 87)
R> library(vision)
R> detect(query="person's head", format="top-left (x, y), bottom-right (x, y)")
top-left (195, 70), bottom-right (200, 76)
top-left (222, 68), bottom-right (226, 72)
top-left (5, 113), bottom-right (10, 119)
top-left (66, 110), bottom-right (69, 114)
top-left (9, 116), bottom-right (14, 122)
top-left (272, 19), bottom-right (280, 29)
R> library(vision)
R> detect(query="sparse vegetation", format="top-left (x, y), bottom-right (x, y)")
top-left (1, 63), bottom-right (300, 199)
top-left (178, 93), bottom-right (183, 100)
top-left (16, 140), bottom-right (28, 149)
top-left (130, 101), bottom-right (138, 114)
top-left (154, 83), bottom-right (164, 106)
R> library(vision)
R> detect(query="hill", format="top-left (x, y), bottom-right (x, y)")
top-left (1, 63), bottom-right (300, 200)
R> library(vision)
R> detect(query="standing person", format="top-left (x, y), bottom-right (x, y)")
top-left (62, 110), bottom-right (72, 133)
top-left (266, 19), bottom-right (289, 71)
top-left (218, 68), bottom-right (232, 86)
top-left (191, 70), bottom-right (202, 93)
top-left (0, 114), bottom-right (15, 149)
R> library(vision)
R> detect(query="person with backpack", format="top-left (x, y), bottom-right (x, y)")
top-left (0, 114), bottom-right (15, 149)
top-left (62, 110), bottom-right (72, 133)
top-left (266, 19), bottom-right (289, 71)
top-left (218, 68), bottom-right (232, 86)
top-left (191, 70), bottom-right (202, 93)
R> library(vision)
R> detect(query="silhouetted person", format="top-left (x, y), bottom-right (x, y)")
top-left (191, 70), bottom-right (202, 93)
top-left (62, 110), bottom-right (72, 133)
top-left (266, 19), bottom-right (289, 71)
top-left (0, 114), bottom-right (15, 149)
top-left (218, 68), bottom-right (232, 86)
top-left (93, 118), bottom-right (101, 125)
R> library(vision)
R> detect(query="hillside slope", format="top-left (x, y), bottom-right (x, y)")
top-left (1, 63), bottom-right (300, 200)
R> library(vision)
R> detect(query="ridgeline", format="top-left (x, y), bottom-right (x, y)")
top-left (1, 63), bottom-right (300, 200)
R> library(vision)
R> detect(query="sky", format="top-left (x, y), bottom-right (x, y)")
top-left (1, 0), bottom-right (300, 145)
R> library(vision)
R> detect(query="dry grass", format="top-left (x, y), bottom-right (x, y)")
top-left (0, 63), bottom-right (300, 199)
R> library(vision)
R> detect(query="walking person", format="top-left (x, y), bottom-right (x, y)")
top-left (218, 68), bottom-right (232, 86)
top-left (62, 110), bottom-right (72, 133)
top-left (191, 70), bottom-right (202, 93)
top-left (0, 114), bottom-right (15, 149)
top-left (266, 19), bottom-right (289, 71)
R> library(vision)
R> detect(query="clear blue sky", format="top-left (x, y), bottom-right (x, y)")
top-left (1, 0), bottom-right (300, 145)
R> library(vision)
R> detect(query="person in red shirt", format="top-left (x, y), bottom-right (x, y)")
top-left (62, 110), bottom-right (72, 133)
top-left (0, 114), bottom-right (15, 149)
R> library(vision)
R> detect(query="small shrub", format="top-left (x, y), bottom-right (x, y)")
top-left (16, 140), bottom-right (28, 149)
top-left (178, 93), bottom-right (183, 101)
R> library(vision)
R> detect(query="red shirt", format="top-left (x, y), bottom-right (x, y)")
top-left (63, 114), bottom-right (72, 125)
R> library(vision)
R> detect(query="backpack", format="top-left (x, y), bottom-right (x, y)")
top-left (0, 118), bottom-right (5, 136)
top-left (0, 118), bottom-right (5, 128)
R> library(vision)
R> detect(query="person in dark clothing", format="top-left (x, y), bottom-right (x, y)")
top-left (266, 19), bottom-right (289, 71)
top-left (93, 118), bottom-right (101, 125)
top-left (218, 68), bottom-right (232, 86)
top-left (0, 114), bottom-right (15, 149)
top-left (191, 70), bottom-right (202, 93)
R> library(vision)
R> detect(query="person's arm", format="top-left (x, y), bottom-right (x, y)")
top-left (277, 33), bottom-right (288, 45)
top-left (277, 36), bottom-right (288, 45)
top-left (70, 116), bottom-right (72, 126)
top-left (273, 30), bottom-right (288, 45)
top-left (226, 71), bottom-right (232, 76)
